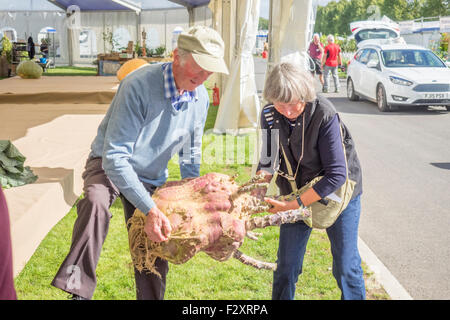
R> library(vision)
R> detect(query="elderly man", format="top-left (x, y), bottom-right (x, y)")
top-left (322, 34), bottom-right (342, 93)
top-left (308, 33), bottom-right (324, 86)
top-left (51, 26), bottom-right (229, 300)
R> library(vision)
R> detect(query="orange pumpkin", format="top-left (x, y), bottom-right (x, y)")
top-left (116, 58), bottom-right (149, 81)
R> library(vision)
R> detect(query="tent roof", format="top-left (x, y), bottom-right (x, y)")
top-left (0, 0), bottom-right (210, 12)
top-left (48, 0), bottom-right (141, 12)
top-left (0, 0), bottom-right (64, 11)
top-left (48, 0), bottom-right (210, 11)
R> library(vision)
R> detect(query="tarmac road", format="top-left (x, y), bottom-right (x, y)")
top-left (330, 91), bottom-right (450, 300)
top-left (253, 56), bottom-right (450, 299)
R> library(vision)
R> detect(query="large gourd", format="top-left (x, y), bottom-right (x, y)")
top-left (116, 58), bottom-right (148, 81)
top-left (16, 60), bottom-right (43, 79)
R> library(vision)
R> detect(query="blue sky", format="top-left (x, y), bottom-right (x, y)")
top-left (260, 0), bottom-right (333, 19)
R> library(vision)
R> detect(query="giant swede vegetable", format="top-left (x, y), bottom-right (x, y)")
top-left (128, 173), bottom-right (311, 276)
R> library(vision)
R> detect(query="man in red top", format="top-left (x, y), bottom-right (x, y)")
top-left (0, 187), bottom-right (17, 300)
top-left (322, 34), bottom-right (342, 93)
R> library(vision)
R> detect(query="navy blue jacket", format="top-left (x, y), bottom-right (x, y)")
top-left (257, 96), bottom-right (362, 199)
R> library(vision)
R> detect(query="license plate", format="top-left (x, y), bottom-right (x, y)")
top-left (424, 93), bottom-right (448, 99)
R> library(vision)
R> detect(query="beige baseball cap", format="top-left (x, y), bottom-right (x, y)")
top-left (177, 25), bottom-right (229, 75)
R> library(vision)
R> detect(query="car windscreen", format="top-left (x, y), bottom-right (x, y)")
top-left (381, 49), bottom-right (446, 68)
top-left (354, 28), bottom-right (398, 43)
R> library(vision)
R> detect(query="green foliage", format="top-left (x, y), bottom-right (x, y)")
top-left (1, 36), bottom-right (13, 64)
top-left (134, 43), bottom-right (142, 56)
top-left (336, 37), bottom-right (357, 52)
top-left (102, 28), bottom-right (120, 53)
top-left (258, 17), bottom-right (269, 30)
top-left (320, 34), bottom-right (356, 53)
top-left (314, 0), bottom-right (450, 36)
top-left (0, 140), bottom-right (38, 189)
top-left (421, 0), bottom-right (450, 18)
top-left (154, 46), bottom-right (166, 57)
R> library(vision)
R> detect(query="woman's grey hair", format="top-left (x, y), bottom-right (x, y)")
top-left (263, 62), bottom-right (316, 103)
top-left (327, 34), bottom-right (335, 43)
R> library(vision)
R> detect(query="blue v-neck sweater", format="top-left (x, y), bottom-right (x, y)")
top-left (89, 64), bottom-right (209, 214)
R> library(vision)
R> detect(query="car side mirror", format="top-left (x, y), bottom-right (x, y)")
top-left (367, 60), bottom-right (381, 70)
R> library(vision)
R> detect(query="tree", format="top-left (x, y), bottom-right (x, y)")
top-left (421, 0), bottom-right (450, 17)
top-left (313, 0), bottom-right (449, 36)
top-left (258, 17), bottom-right (269, 30)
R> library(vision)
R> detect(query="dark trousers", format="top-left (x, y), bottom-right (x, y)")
top-left (51, 157), bottom-right (168, 300)
top-left (272, 195), bottom-right (366, 300)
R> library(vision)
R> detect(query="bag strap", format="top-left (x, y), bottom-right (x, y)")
top-left (279, 113), bottom-right (349, 193)
top-left (279, 114), bottom-right (305, 193)
top-left (336, 113), bottom-right (350, 180)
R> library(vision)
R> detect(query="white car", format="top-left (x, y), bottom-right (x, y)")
top-left (346, 42), bottom-right (450, 112)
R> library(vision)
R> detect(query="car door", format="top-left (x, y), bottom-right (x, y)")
top-left (352, 48), bottom-right (371, 95)
top-left (360, 49), bottom-right (382, 100)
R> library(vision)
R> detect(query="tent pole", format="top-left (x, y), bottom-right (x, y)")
top-left (267, 0), bottom-right (273, 76)
top-left (137, 11), bottom-right (140, 53)
top-left (164, 11), bottom-right (167, 50)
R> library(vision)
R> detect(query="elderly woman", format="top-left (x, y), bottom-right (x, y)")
top-left (256, 62), bottom-right (365, 300)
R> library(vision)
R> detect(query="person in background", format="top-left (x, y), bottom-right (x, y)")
top-left (51, 26), bottom-right (229, 301)
top-left (27, 36), bottom-right (35, 60)
top-left (308, 33), bottom-right (324, 87)
top-left (322, 34), bottom-right (342, 93)
top-left (262, 41), bottom-right (269, 59)
top-left (0, 187), bottom-right (17, 300)
top-left (40, 39), bottom-right (49, 58)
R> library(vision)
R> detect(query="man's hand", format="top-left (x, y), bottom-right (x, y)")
top-left (145, 206), bottom-right (172, 242)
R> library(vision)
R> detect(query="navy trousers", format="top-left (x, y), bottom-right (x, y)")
top-left (272, 194), bottom-right (366, 300)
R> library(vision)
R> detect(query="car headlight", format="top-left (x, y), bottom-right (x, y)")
top-left (389, 76), bottom-right (413, 86)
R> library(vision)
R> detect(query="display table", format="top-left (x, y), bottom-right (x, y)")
top-left (97, 53), bottom-right (173, 76)
top-left (0, 76), bottom-right (115, 276)
top-left (0, 76), bottom-right (119, 104)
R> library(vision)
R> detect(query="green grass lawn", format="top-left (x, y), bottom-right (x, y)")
top-left (43, 66), bottom-right (97, 76)
top-left (13, 80), bottom-right (389, 300)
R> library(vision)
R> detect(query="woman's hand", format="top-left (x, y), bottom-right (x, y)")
top-left (251, 170), bottom-right (273, 200)
top-left (264, 198), bottom-right (298, 214)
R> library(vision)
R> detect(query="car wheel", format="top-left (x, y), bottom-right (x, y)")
top-left (347, 78), bottom-right (359, 101)
top-left (376, 84), bottom-right (391, 112)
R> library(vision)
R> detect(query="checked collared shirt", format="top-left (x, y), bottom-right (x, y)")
top-left (162, 62), bottom-right (198, 111)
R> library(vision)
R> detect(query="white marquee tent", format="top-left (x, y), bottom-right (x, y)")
top-left (1, 0), bottom-right (315, 133)
top-left (0, 0), bottom-right (211, 66)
